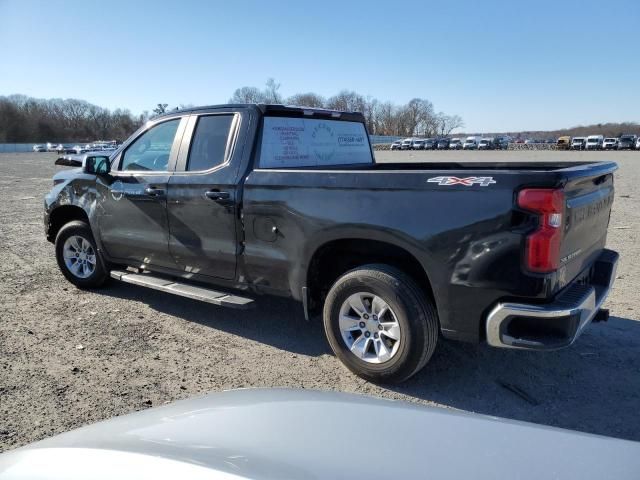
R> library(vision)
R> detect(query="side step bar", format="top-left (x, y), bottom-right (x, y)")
top-left (110, 270), bottom-right (254, 309)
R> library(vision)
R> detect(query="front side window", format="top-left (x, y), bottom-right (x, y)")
top-left (187, 115), bottom-right (234, 171)
top-left (259, 117), bottom-right (373, 168)
top-left (120, 119), bottom-right (180, 171)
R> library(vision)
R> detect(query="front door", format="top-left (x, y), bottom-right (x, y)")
top-left (167, 113), bottom-right (239, 279)
top-left (97, 117), bottom-right (186, 269)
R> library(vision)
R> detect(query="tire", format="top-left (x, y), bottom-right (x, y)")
top-left (323, 264), bottom-right (438, 383)
top-left (55, 220), bottom-right (109, 289)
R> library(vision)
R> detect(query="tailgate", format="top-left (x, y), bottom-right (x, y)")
top-left (560, 166), bottom-right (615, 282)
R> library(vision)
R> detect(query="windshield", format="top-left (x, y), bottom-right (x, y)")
top-left (259, 116), bottom-right (372, 168)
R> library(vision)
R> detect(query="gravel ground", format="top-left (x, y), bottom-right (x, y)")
top-left (1, 150), bottom-right (639, 452)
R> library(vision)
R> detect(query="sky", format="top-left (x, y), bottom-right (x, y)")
top-left (0, 0), bottom-right (639, 132)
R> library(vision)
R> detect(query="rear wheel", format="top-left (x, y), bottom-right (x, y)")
top-left (323, 264), bottom-right (438, 383)
top-left (55, 220), bottom-right (109, 289)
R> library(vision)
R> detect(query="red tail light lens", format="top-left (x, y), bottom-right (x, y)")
top-left (517, 188), bottom-right (564, 273)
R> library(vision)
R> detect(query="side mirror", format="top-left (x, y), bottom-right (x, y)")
top-left (82, 155), bottom-right (111, 175)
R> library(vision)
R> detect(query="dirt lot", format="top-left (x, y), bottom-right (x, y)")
top-left (1, 150), bottom-right (639, 452)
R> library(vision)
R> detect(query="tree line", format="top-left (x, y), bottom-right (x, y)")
top-left (0, 95), bottom-right (144, 143)
top-left (230, 79), bottom-right (465, 137)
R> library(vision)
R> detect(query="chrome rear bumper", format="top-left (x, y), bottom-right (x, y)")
top-left (486, 249), bottom-right (618, 350)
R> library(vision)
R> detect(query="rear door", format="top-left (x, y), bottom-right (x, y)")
top-left (166, 112), bottom-right (240, 280)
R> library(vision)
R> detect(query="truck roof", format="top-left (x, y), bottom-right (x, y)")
top-left (155, 103), bottom-right (365, 122)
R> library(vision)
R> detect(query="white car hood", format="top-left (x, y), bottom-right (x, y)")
top-left (1, 389), bottom-right (639, 479)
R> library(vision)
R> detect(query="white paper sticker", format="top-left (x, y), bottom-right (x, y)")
top-left (259, 117), bottom-right (372, 168)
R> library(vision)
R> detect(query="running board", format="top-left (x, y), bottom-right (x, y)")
top-left (110, 270), bottom-right (254, 309)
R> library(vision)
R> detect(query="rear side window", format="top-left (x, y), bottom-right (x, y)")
top-left (259, 117), bottom-right (372, 168)
top-left (187, 115), bottom-right (234, 171)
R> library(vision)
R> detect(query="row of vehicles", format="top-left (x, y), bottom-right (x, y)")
top-left (558, 134), bottom-right (640, 151)
top-left (33, 141), bottom-right (119, 154)
top-left (391, 136), bottom-right (511, 151)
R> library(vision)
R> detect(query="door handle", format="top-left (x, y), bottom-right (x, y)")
top-left (144, 186), bottom-right (166, 197)
top-left (205, 190), bottom-right (230, 201)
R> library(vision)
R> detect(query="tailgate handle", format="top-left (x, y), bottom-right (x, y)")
top-left (593, 174), bottom-right (608, 185)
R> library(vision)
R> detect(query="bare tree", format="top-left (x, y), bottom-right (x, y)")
top-left (436, 113), bottom-right (465, 136)
top-left (263, 78), bottom-right (282, 103)
top-left (229, 86), bottom-right (266, 104)
top-left (153, 103), bottom-right (168, 116)
top-left (286, 92), bottom-right (325, 108)
top-left (326, 90), bottom-right (366, 113)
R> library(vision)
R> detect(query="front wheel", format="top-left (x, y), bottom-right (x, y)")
top-left (323, 264), bottom-right (439, 383)
top-left (55, 220), bottom-right (109, 289)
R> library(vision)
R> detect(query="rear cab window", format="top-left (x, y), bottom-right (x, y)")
top-left (187, 115), bottom-right (235, 171)
top-left (258, 116), bottom-right (373, 168)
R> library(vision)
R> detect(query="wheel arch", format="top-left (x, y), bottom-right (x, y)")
top-left (304, 237), bottom-right (437, 315)
top-left (47, 205), bottom-right (90, 243)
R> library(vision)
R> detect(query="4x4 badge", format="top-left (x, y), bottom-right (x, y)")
top-left (427, 176), bottom-right (496, 187)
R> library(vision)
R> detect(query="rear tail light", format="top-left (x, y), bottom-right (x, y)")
top-left (517, 188), bottom-right (564, 273)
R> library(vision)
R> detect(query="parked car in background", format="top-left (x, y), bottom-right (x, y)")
top-left (636, 137), bottom-right (640, 150)
top-left (603, 138), bottom-right (618, 150)
top-left (412, 139), bottom-right (425, 150)
top-left (436, 138), bottom-right (450, 149)
top-left (55, 144), bottom-right (76, 154)
top-left (462, 136), bottom-right (479, 149)
top-left (390, 140), bottom-right (402, 151)
top-left (494, 136), bottom-right (511, 150)
top-left (556, 136), bottom-right (571, 150)
top-left (449, 138), bottom-right (463, 149)
top-left (617, 134), bottom-right (637, 150)
top-left (2, 389), bottom-right (640, 480)
top-left (70, 145), bottom-right (87, 154)
top-left (424, 138), bottom-right (438, 150)
top-left (478, 138), bottom-right (495, 150)
top-left (400, 138), bottom-right (413, 150)
top-left (571, 137), bottom-right (586, 150)
top-left (524, 139), bottom-right (537, 144)
top-left (46, 142), bottom-right (58, 152)
top-left (585, 135), bottom-right (604, 150)
top-left (32, 144), bottom-right (46, 152)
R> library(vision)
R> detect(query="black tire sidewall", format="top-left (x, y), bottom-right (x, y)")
top-left (323, 266), bottom-right (436, 383)
top-left (55, 221), bottom-right (107, 289)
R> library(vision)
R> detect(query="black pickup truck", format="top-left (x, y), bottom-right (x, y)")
top-left (45, 104), bottom-right (619, 382)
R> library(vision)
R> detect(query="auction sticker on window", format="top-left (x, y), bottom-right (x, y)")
top-left (259, 117), bottom-right (372, 168)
